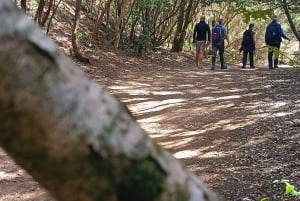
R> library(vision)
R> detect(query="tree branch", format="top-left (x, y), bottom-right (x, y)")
top-left (0, 1), bottom-right (222, 201)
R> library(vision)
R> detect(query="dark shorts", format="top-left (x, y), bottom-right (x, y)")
top-left (195, 40), bottom-right (207, 52)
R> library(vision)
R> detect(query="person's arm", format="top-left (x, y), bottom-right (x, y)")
top-left (265, 26), bottom-right (269, 44)
top-left (252, 31), bottom-right (256, 51)
top-left (193, 25), bottom-right (197, 43)
top-left (279, 25), bottom-right (290, 41)
top-left (207, 24), bottom-right (211, 42)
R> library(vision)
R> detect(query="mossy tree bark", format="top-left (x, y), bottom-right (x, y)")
top-left (0, 1), bottom-right (222, 201)
top-left (71, 0), bottom-right (90, 63)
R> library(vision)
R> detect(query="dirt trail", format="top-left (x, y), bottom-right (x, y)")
top-left (1, 52), bottom-right (300, 201)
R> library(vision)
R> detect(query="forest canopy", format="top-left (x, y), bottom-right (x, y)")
top-left (17, 0), bottom-right (300, 64)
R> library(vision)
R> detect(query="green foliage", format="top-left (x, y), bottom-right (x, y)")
top-left (287, 56), bottom-right (300, 68)
top-left (132, 158), bottom-right (165, 199)
top-left (136, 33), bottom-right (152, 49)
top-left (265, 45), bottom-right (300, 68)
top-left (276, 179), bottom-right (300, 197)
top-left (237, 8), bottom-right (274, 23)
top-left (120, 0), bottom-right (173, 52)
top-left (27, 1), bottom-right (39, 9)
top-left (137, 0), bottom-right (171, 9)
top-left (139, 33), bottom-right (152, 44)
top-left (260, 179), bottom-right (300, 201)
top-left (291, 51), bottom-right (300, 67)
top-left (183, 40), bottom-right (192, 51)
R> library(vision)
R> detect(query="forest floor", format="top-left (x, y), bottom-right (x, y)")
top-left (1, 46), bottom-right (300, 201)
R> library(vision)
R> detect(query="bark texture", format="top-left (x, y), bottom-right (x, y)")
top-left (71, 0), bottom-right (89, 63)
top-left (283, 0), bottom-right (300, 42)
top-left (20, 0), bottom-right (26, 11)
top-left (0, 1), bottom-right (222, 201)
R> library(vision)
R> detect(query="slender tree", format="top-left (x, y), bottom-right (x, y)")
top-left (113, 0), bottom-right (130, 51)
top-left (282, 0), bottom-right (300, 41)
top-left (171, 0), bottom-right (200, 52)
top-left (46, 0), bottom-right (63, 34)
top-left (34, 0), bottom-right (45, 24)
top-left (92, 0), bottom-right (114, 43)
top-left (72, 0), bottom-right (90, 63)
top-left (41, 0), bottom-right (54, 27)
top-left (20, 0), bottom-right (26, 11)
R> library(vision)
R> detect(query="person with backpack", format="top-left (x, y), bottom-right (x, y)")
top-left (240, 23), bottom-right (256, 68)
top-left (265, 15), bottom-right (290, 69)
top-left (192, 15), bottom-right (211, 68)
top-left (211, 18), bottom-right (228, 70)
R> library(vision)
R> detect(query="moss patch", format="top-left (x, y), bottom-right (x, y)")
top-left (117, 157), bottom-right (166, 201)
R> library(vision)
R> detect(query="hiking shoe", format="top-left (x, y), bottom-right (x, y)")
top-left (211, 65), bottom-right (215, 70)
top-left (250, 66), bottom-right (255, 68)
top-left (274, 66), bottom-right (278, 68)
top-left (242, 66), bottom-right (246, 68)
top-left (221, 64), bottom-right (227, 70)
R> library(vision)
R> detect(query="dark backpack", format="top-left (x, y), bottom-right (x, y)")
top-left (266, 23), bottom-right (280, 45)
top-left (242, 30), bottom-right (253, 45)
top-left (212, 25), bottom-right (224, 43)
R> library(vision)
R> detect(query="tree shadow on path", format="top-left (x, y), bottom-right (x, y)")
top-left (87, 53), bottom-right (300, 201)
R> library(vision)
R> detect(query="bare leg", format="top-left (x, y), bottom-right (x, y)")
top-left (195, 50), bottom-right (200, 67)
top-left (198, 49), bottom-right (204, 68)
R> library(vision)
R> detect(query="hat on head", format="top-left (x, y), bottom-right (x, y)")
top-left (273, 15), bottom-right (278, 21)
top-left (218, 18), bottom-right (223, 24)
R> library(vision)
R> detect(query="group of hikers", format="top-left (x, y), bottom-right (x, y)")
top-left (192, 15), bottom-right (290, 70)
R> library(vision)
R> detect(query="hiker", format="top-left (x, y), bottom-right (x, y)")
top-left (192, 15), bottom-right (211, 68)
top-left (265, 15), bottom-right (290, 69)
top-left (240, 23), bottom-right (256, 68)
top-left (211, 18), bottom-right (228, 70)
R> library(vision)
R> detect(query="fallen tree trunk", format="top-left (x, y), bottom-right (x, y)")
top-left (0, 1), bottom-right (222, 201)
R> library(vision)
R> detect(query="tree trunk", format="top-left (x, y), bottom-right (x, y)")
top-left (20, 0), bottom-right (26, 11)
top-left (71, 0), bottom-right (90, 63)
top-left (113, 0), bottom-right (130, 51)
top-left (46, 0), bottom-right (63, 34)
top-left (136, 7), bottom-right (150, 55)
top-left (282, 0), bottom-right (300, 42)
top-left (171, 0), bottom-right (186, 52)
top-left (34, 0), bottom-right (45, 24)
top-left (92, 0), bottom-right (113, 43)
top-left (89, 0), bottom-right (95, 13)
top-left (41, 0), bottom-right (54, 27)
top-left (0, 1), bottom-right (222, 201)
top-left (171, 0), bottom-right (199, 52)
